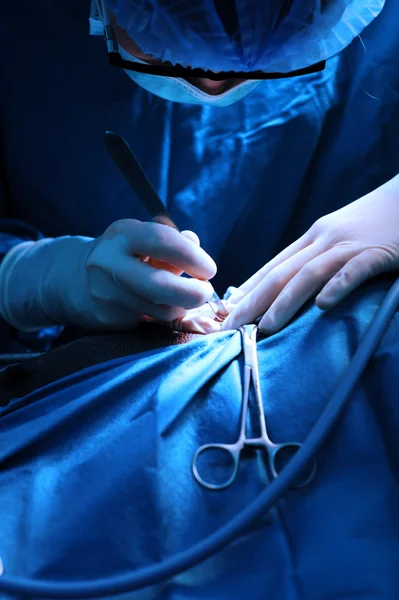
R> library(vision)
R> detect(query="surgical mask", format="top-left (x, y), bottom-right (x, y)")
top-left (117, 46), bottom-right (261, 107)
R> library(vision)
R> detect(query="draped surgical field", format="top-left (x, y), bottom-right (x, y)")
top-left (172, 303), bottom-right (225, 334)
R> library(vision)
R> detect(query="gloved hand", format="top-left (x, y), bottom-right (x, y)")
top-left (221, 175), bottom-right (399, 335)
top-left (0, 219), bottom-right (217, 332)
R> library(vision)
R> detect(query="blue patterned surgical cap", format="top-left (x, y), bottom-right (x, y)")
top-left (92, 0), bottom-right (385, 73)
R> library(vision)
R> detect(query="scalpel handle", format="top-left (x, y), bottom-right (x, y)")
top-left (104, 131), bottom-right (176, 227)
top-left (104, 132), bottom-right (229, 322)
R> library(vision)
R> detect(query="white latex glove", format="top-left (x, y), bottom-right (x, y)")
top-left (221, 175), bottom-right (399, 335)
top-left (0, 219), bottom-right (216, 332)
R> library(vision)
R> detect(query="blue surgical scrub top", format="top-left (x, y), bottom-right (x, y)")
top-left (0, 0), bottom-right (399, 353)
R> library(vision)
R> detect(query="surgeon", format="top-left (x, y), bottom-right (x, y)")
top-left (0, 0), bottom-right (398, 354)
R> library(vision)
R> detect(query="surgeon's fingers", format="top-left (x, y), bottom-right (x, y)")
top-left (181, 230), bottom-right (200, 246)
top-left (113, 256), bottom-right (215, 310)
top-left (128, 293), bottom-right (187, 322)
top-left (315, 248), bottom-right (392, 310)
top-left (108, 220), bottom-right (216, 281)
top-left (147, 230), bottom-right (201, 275)
top-left (92, 295), bottom-right (187, 328)
top-left (258, 246), bottom-right (355, 334)
top-left (236, 232), bottom-right (313, 297)
top-left (114, 282), bottom-right (188, 321)
top-left (221, 241), bottom-right (323, 330)
top-left (87, 260), bottom-right (189, 321)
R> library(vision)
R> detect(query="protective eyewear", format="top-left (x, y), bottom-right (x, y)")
top-left (97, 0), bottom-right (326, 82)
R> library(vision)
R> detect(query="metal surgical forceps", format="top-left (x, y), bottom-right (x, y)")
top-left (192, 324), bottom-right (317, 490)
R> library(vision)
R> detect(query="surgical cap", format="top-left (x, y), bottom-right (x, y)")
top-left (93, 0), bottom-right (385, 73)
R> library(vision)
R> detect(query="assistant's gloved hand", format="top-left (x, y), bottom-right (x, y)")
top-left (0, 219), bottom-right (217, 332)
top-left (221, 175), bottom-right (399, 335)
